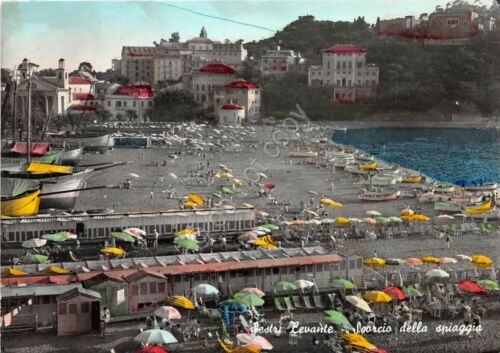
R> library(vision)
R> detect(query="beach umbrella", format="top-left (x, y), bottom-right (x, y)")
top-left (385, 259), bottom-right (402, 266)
top-left (167, 172), bottom-right (177, 179)
top-left (135, 346), bottom-right (168, 353)
top-left (321, 218), bottom-right (336, 224)
top-left (349, 217), bottom-right (362, 223)
top-left (389, 216), bottom-right (402, 223)
top-left (231, 345), bottom-right (261, 353)
top-left (42, 232), bottom-right (73, 242)
top-left (188, 194), bottom-right (204, 206)
top-left (217, 172), bottom-right (234, 179)
top-left (346, 295), bottom-right (372, 313)
top-left (308, 190), bottom-right (318, 195)
top-left (220, 186), bottom-right (233, 194)
top-left (112, 232), bottom-right (135, 243)
top-left (383, 286), bottom-right (406, 301)
top-left (174, 236), bottom-right (199, 251)
top-left (471, 255), bottom-right (493, 268)
top-left (183, 201), bottom-right (198, 208)
top-left (243, 203), bottom-right (255, 208)
top-left (123, 228), bottom-right (146, 239)
top-left (274, 280), bottom-right (298, 291)
top-left (437, 214), bottom-right (455, 220)
top-left (42, 266), bottom-right (71, 275)
top-left (232, 178), bottom-right (244, 187)
top-left (20, 254), bottom-right (49, 264)
top-left (22, 238), bottom-right (47, 248)
top-left (307, 219), bottom-right (322, 225)
top-left (2, 267), bottom-right (28, 276)
top-left (421, 256), bottom-right (440, 264)
top-left (330, 278), bottom-right (356, 289)
top-left (238, 231), bottom-right (259, 241)
top-left (256, 173), bottom-right (268, 179)
top-left (456, 254), bottom-right (472, 261)
top-left (101, 247), bottom-right (126, 256)
top-left (363, 291), bottom-right (393, 304)
top-left (153, 306), bottom-right (181, 320)
top-left (291, 220), bottom-right (306, 226)
top-left (218, 164), bottom-right (230, 171)
top-left (375, 216), bottom-right (390, 225)
top-left (238, 288), bottom-right (265, 297)
top-left (405, 258), bottom-right (423, 266)
top-left (254, 227), bottom-right (271, 235)
top-left (251, 235), bottom-right (278, 249)
top-left (338, 333), bottom-right (376, 350)
top-left (362, 218), bottom-right (377, 226)
top-left (165, 296), bottom-right (195, 310)
top-left (260, 223), bottom-right (279, 231)
top-left (403, 285), bottom-right (423, 297)
top-left (175, 229), bottom-right (197, 236)
top-left (456, 281), bottom-right (486, 295)
top-left (128, 173), bottom-right (140, 179)
top-left (193, 284), bottom-right (219, 297)
top-left (363, 258), bottom-right (386, 267)
top-left (294, 279), bottom-right (315, 289)
top-left (439, 257), bottom-right (458, 264)
top-left (324, 310), bottom-right (354, 330)
top-left (263, 183), bottom-right (275, 189)
top-left (212, 193), bottom-right (222, 199)
top-left (320, 198), bottom-right (343, 208)
top-left (256, 210), bottom-right (269, 218)
top-left (335, 217), bottom-right (351, 226)
top-left (233, 292), bottom-right (265, 307)
top-left (425, 269), bottom-right (450, 279)
top-left (477, 279), bottom-right (499, 290)
top-left (134, 329), bottom-right (178, 345)
top-left (236, 333), bottom-right (273, 350)
top-left (366, 210), bottom-right (381, 216)
top-left (219, 299), bottom-right (248, 314)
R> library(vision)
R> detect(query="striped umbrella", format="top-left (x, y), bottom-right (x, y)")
top-left (134, 329), bottom-right (178, 345)
top-left (154, 306), bottom-right (181, 320)
top-left (112, 232), bottom-right (136, 243)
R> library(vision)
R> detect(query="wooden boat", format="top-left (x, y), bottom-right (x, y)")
top-left (359, 189), bottom-right (401, 201)
top-left (356, 154), bottom-right (375, 162)
top-left (463, 200), bottom-right (494, 215)
top-left (334, 157), bottom-right (355, 169)
top-left (1, 189), bottom-right (41, 217)
top-left (434, 184), bottom-right (455, 193)
top-left (58, 147), bottom-right (83, 166)
top-left (464, 183), bottom-right (498, 192)
top-left (1, 147), bottom-right (83, 166)
top-left (1, 162), bottom-right (74, 179)
top-left (359, 175), bottom-right (397, 186)
top-left (402, 176), bottom-right (422, 184)
top-left (345, 164), bottom-right (370, 175)
top-left (46, 132), bottom-right (112, 153)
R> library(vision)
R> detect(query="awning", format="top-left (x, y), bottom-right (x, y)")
top-left (11, 142), bottom-right (50, 156)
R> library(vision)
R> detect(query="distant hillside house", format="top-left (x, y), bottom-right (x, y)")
top-left (67, 75), bottom-right (98, 113)
top-left (260, 46), bottom-right (306, 76)
top-left (214, 79), bottom-right (261, 123)
top-left (104, 84), bottom-right (154, 121)
top-left (217, 103), bottom-right (245, 126)
top-left (308, 45), bottom-right (379, 104)
top-left (191, 63), bottom-right (237, 108)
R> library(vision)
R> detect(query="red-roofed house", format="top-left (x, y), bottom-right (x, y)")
top-left (308, 44), bottom-right (379, 103)
top-left (217, 103), bottom-right (245, 126)
top-left (214, 79), bottom-right (261, 123)
top-left (104, 84), bottom-right (154, 121)
top-left (192, 63), bottom-right (237, 108)
top-left (68, 74), bottom-right (98, 113)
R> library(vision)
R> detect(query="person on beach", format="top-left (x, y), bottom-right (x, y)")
top-left (100, 307), bottom-right (110, 337)
top-left (445, 235), bottom-right (451, 249)
top-left (153, 229), bottom-right (159, 250)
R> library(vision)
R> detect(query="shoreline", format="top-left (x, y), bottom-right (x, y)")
top-left (326, 120), bottom-right (500, 130)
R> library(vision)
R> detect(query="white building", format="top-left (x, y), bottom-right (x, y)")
top-left (217, 103), bottom-right (245, 126)
top-left (67, 75), bottom-right (98, 113)
top-left (308, 45), bottom-right (379, 103)
top-left (214, 79), bottom-right (260, 123)
top-left (260, 46), bottom-right (305, 76)
top-left (153, 54), bottom-right (183, 84)
top-left (191, 63), bottom-right (236, 108)
top-left (104, 84), bottom-right (154, 121)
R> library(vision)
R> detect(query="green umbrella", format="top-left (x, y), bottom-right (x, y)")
top-left (260, 224), bottom-right (279, 231)
top-left (274, 280), bottom-right (298, 291)
top-left (478, 279), bottom-right (499, 290)
top-left (233, 292), bottom-right (265, 307)
top-left (21, 254), bottom-right (49, 264)
top-left (324, 310), bottom-right (354, 330)
top-left (42, 232), bottom-right (70, 242)
top-left (111, 231), bottom-right (135, 243)
top-left (220, 186), bottom-right (233, 194)
top-left (134, 328), bottom-right (178, 345)
top-left (403, 285), bottom-right (424, 297)
top-left (375, 216), bottom-right (390, 225)
top-left (330, 278), bottom-right (356, 289)
top-left (174, 236), bottom-right (199, 251)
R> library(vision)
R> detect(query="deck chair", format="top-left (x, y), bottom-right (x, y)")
top-left (274, 297), bottom-right (286, 311)
top-left (292, 296), bottom-right (303, 308)
top-left (313, 295), bottom-right (325, 309)
top-left (283, 297), bottom-right (295, 311)
top-left (302, 295), bottom-right (314, 309)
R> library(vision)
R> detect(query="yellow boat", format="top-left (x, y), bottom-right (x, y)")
top-left (26, 162), bottom-right (73, 175)
top-left (360, 163), bottom-right (378, 170)
top-left (1, 189), bottom-right (41, 217)
top-left (464, 200), bottom-right (493, 215)
top-left (2, 267), bottom-right (28, 276)
top-left (402, 176), bottom-right (421, 183)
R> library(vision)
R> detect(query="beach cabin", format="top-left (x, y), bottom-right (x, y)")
top-left (125, 269), bottom-right (168, 313)
top-left (82, 273), bottom-right (129, 317)
top-left (57, 286), bottom-right (101, 336)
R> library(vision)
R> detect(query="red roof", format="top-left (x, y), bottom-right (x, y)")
top-left (221, 104), bottom-right (244, 110)
top-left (68, 105), bottom-right (97, 112)
top-left (324, 45), bottom-right (366, 54)
top-left (199, 63), bottom-right (236, 74)
top-left (70, 76), bottom-right (92, 85)
top-left (223, 80), bottom-right (258, 90)
top-left (111, 84), bottom-right (154, 98)
top-left (73, 93), bottom-right (94, 101)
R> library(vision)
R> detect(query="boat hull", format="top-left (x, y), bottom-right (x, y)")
top-left (1, 190), bottom-right (41, 217)
top-left (59, 148), bottom-right (83, 166)
top-left (39, 171), bottom-right (88, 210)
top-left (48, 134), bottom-right (111, 153)
top-left (464, 183), bottom-right (498, 192)
top-left (359, 191), bottom-right (401, 201)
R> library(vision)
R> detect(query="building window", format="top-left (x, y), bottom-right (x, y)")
top-left (148, 101), bottom-right (153, 107)
top-left (124, 101), bottom-right (127, 107)
top-left (116, 101), bottom-right (121, 107)
top-left (81, 302), bottom-right (90, 314)
top-left (149, 282), bottom-right (157, 294)
top-left (59, 303), bottom-right (67, 315)
top-left (140, 283), bottom-right (148, 295)
top-left (131, 285), bottom-right (139, 295)
top-left (158, 282), bottom-right (166, 293)
top-left (133, 101), bottom-right (136, 107)
top-left (69, 304), bottom-right (77, 314)
top-left (107, 101), bottom-right (111, 107)
top-left (447, 18), bottom-right (459, 26)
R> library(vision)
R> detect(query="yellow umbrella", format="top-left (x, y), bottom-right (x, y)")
top-left (165, 296), bottom-right (195, 310)
top-left (252, 235), bottom-right (278, 249)
top-left (338, 333), bottom-right (376, 350)
top-left (175, 229), bottom-right (197, 236)
top-left (421, 256), bottom-right (440, 264)
top-left (101, 247), bottom-right (126, 256)
top-left (363, 258), bottom-right (386, 267)
top-left (188, 194), bottom-right (204, 206)
top-left (335, 217), bottom-right (350, 226)
top-left (232, 178), bottom-right (244, 187)
top-left (42, 266), bottom-right (71, 275)
top-left (363, 291), bottom-right (393, 304)
top-left (359, 162), bottom-right (378, 170)
top-left (183, 201), bottom-right (198, 208)
top-left (2, 267), bottom-right (27, 276)
top-left (401, 213), bottom-right (429, 222)
top-left (471, 255), bottom-right (493, 268)
top-left (217, 172), bottom-right (233, 179)
top-left (320, 198), bottom-right (343, 208)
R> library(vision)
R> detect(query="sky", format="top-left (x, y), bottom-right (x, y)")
top-left (1, 0), bottom-right (479, 71)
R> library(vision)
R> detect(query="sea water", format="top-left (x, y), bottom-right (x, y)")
top-left (332, 127), bottom-right (500, 185)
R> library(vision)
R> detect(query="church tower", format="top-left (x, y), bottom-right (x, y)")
top-left (199, 26), bottom-right (207, 39)
top-left (55, 58), bottom-right (69, 89)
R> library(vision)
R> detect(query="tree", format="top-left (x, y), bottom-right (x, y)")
top-left (115, 113), bottom-right (125, 122)
top-left (96, 110), bottom-right (113, 123)
top-left (38, 68), bottom-right (56, 77)
top-left (169, 32), bottom-right (180, 43)
top-left (50, 114), bottom-right (67, 131)
top-left (78, 62), bottom-right (93, 72)
top-left (125, 109), bottom-right (138, 122)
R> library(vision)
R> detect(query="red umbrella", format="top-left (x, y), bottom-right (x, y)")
top-left (263, 183), bottom-right (275, 189)
top-left (383, 286), bottom-right (406, 301)
top-left (136, 346), bottom-right (168, 353)
top-left (456, 281), bottom-right (487, 295)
